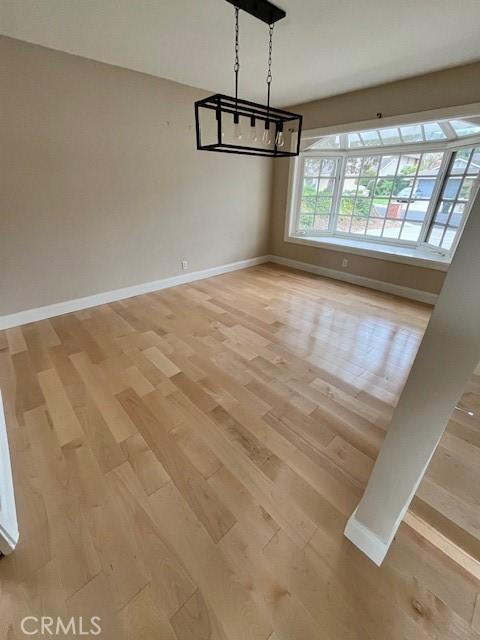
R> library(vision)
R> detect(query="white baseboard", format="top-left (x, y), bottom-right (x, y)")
top-left (268, 255), bottom-right (438, 305)
top-left (344, 509), bottom-right (392, 566)
top-left (0, 256), bottom-right (270, 330)
top-left (1, 253), bottom-right (437, 329)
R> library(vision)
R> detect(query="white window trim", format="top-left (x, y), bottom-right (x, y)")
top-left (300, 103), bottom-right (480, 145)
top-left (284, 103), bottom-right (480, 271)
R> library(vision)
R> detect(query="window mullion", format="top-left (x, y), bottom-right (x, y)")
top-left (440, 172), bottom-right (468, 248)
top-left (294, 157), bottom-right (306, 234)
top-left (449, 172), bottom-right (480, 254)
top-left (348, 158), bottom-right (363, 234)
top-left (329, 155), bottom-right (346, 233)
top-left (440, 120), bottom-right (456, 140)
top-left (397, 151), bottom-right (417, 242)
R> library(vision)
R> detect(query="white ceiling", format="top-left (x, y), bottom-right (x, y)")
top-left (2, 0), bottom-right (480, 107)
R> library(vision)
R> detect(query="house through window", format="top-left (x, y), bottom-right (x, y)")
top-left (290, 116), bottom-right (480, 258)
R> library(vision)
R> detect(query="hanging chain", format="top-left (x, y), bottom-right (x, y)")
top-left (266, 23), bottom-right (274, 113)
top-left (234, 6), bottom-right (240, 107)
top-left (266, 23), bottom-right (273, 87)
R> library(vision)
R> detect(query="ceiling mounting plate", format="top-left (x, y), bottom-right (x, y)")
top-left (225, 0), bottom-right (286, 25)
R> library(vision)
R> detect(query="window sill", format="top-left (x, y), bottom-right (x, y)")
top-left (286, 234), bottom-right (451, 271)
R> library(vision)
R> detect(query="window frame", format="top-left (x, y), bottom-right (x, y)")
top-left (425, 144), bottom-right (480, 256)
top-left (293, 154), bottom-right (343, 236)
top-left (287, 135), bottom-right (480, 261)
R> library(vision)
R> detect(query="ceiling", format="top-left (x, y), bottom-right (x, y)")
top-left (2, 0), bottom-right (480, 107)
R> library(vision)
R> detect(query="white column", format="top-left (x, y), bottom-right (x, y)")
top-left (345, 189), bottom-right (480, 565)
top-left (0, 391), bottom-right (19, 554)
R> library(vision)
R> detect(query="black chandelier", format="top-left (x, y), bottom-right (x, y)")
top-left (194, 0), bottom-right (302, 158)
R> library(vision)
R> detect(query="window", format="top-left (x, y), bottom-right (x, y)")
top-left (290, 117), bottom-right (480, 260)
top-left (336, 152), bottom-right (443, 242)
top-left (299, 158), bottom-right (339, 232)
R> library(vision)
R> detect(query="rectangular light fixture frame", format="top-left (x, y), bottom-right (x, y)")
top-left (194, 93), bottom-right (303, 158)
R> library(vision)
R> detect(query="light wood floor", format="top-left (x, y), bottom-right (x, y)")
top-left (1, 263), bottom-right (479, 639)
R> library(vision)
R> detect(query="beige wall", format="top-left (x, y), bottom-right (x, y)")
top-left (270, 61), bottom-right (480, 295)
top-left (0, 36), bottom-right (273, 315)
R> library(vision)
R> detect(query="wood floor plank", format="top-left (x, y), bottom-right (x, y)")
top-left (11, 350), bottom-right (44, 423)
top-left (144, 345), bottom-right (181, 378)
top-left (78, 396), bottom-right (128, 473)
top-left (21, 322), bottom-right (54, 372)
top-left (38, 367), bottom-right (84, 447)
top-left (121, 364), bottom-right (155, 397)
top-left (119, 583), bottom-right (177, 640)
top-left (122, 431), bottom-right (170, 495)
top-left (71, 351), bottom-right (137, 442)
top-left (170, 422), bottom-right (223, 479)
top-left (208, 465), bottom-right (280, 549)
top-left (6, 327), bottom-right (27, 355)
top-left (171, 589), bottom-right (230, 640)
top-left (66, 571), bottom-right (127, 639)
top-left (0, 329), bottom-right (9, 352)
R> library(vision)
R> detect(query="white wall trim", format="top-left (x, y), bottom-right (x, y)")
top-left (344, 508), bottom-right (391, 566)
top-left (0, 391), bottom-right (19, 555)
top-left (0, 256), bottom-right (270, 330)
top-left (300, 102), bottom-right (480, 141)
top-left (268, 255), bottom-right (438, 305)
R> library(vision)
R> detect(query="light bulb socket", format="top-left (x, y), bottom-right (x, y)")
top-left (276, 121), bottom-right (284, 133)
top-left (265, 119), bottom-right (270, 130)
top-left (250, 115), bottom-right (256, 128)
top-left (233, 112), bottom-right (240, 125)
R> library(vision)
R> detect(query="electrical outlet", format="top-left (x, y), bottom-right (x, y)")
top-left (341, 258), bottom-right (349, 268)
top-left (181, 259), bottom-right (189, 271)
